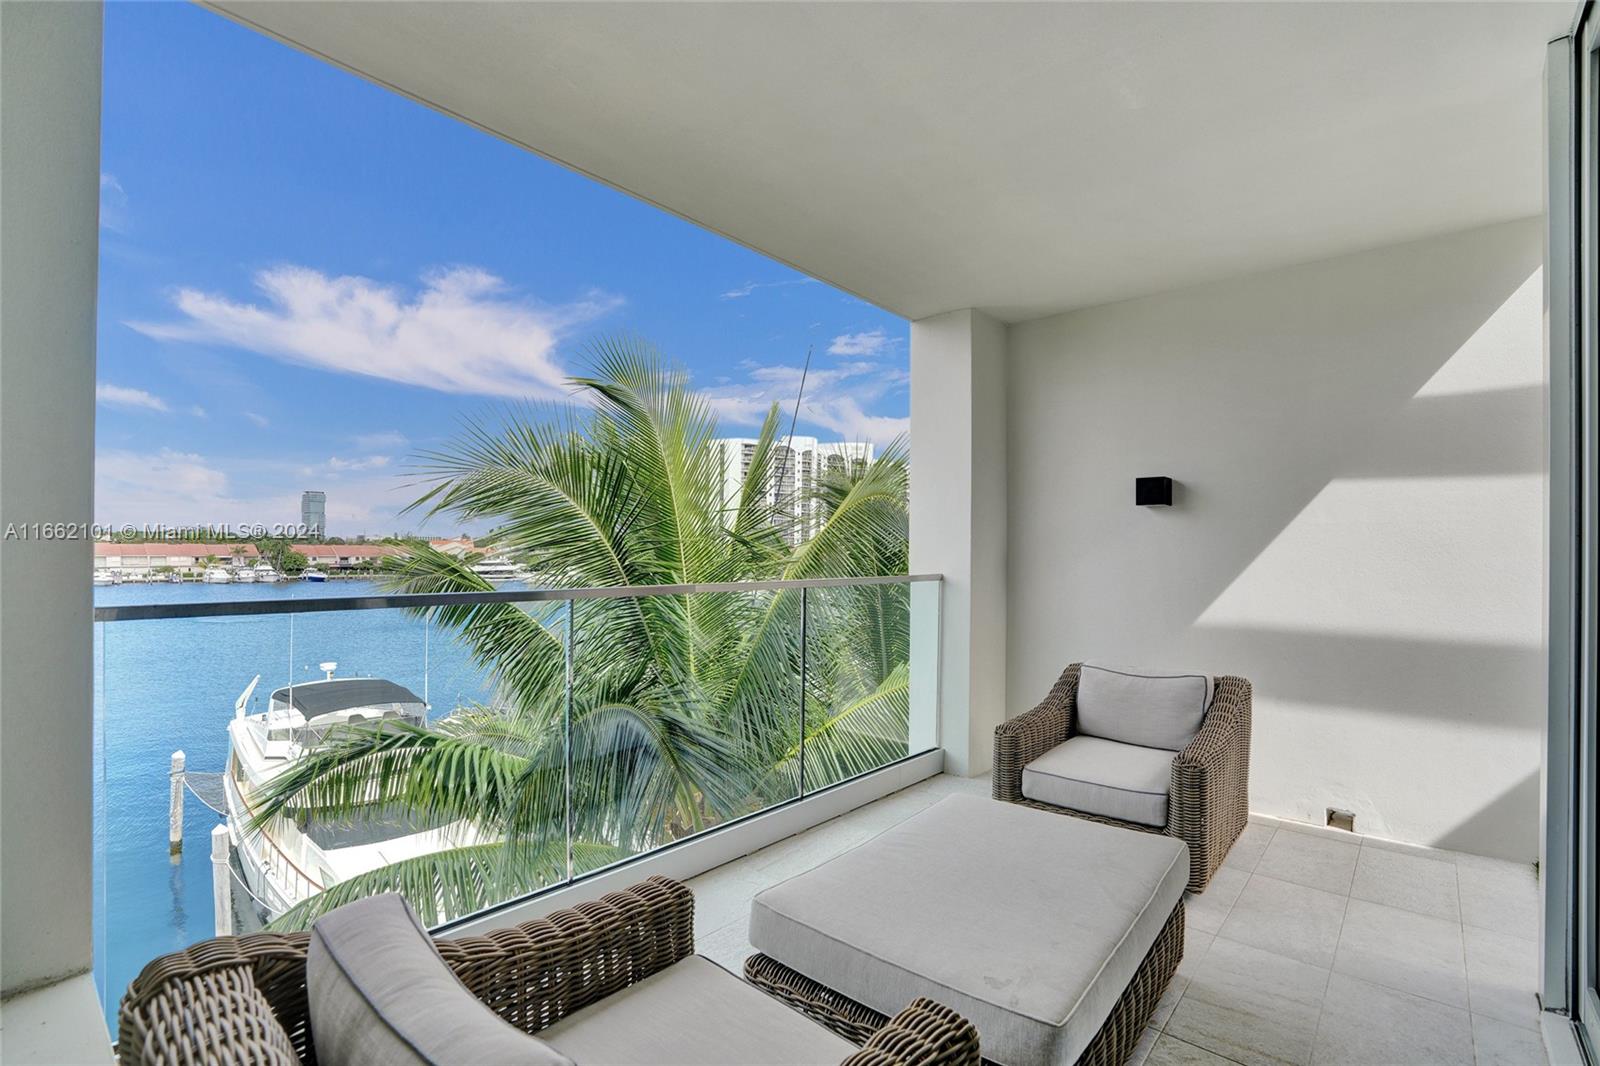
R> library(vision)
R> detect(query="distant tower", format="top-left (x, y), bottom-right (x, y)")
top-left (301, 490), bottom-right (326, 538)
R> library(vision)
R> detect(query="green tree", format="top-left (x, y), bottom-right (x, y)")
top-left (254, 339), bottom-right (909, 928)
top-left (256, 539), bottom-right (308, 575)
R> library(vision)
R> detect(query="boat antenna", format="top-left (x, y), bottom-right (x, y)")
top-left (773, 344), bottom-right (813, 533)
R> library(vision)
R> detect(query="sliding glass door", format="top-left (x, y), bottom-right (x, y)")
top-left (1556, 4), bottom-right (1600, 1057)
top-left (1579, 6), bottom-right (1599, 1048)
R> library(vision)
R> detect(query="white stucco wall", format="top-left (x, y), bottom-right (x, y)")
top-left (1, 1), bottom-right (103, 996)
top-left (1004, 218), bottom-right (1544, 861)
top-left (909, 309), bottom-right (1008, 776)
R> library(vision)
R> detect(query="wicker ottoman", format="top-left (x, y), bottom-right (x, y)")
top-left (745, 795), bottom-right (1188, 1066)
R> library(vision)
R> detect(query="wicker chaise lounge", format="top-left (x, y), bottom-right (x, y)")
top-left (118, 876), bottom-right (980, 1066)
top-left (994, 663), bottom-right (1251, 892)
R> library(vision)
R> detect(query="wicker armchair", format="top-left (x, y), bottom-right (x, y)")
top-left (117, 876), bottom-right (979, 1066)
top-left (994, 665), bottom-right (1251, 892)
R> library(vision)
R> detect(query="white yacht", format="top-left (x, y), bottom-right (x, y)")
top-left (223, 667), bottom-right (477, 921)
top-left (92, 570), bottom-right (116, 587)
top-left (302, 567), bottom-right (327, 583)
top-left (471, 554), bottom-right (529, 583)
top-left (202, 566), bottom-right (234, 584)
top-left (234, 567), bottom-right (258, 583)
top-left (251, 562), bottom-right (284, 583)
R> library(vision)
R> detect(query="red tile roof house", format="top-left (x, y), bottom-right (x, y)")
top-left (428, 536), bottom-right (476, 558)
top-left (94, 542), bottom-right (259, 574)
top-left (290, 544), bottom-right (404, 570)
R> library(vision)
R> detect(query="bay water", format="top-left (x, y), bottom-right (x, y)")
top-left (92, 579), bottom-right (502, 1028)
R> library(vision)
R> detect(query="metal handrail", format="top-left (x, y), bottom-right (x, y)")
top-left (92, 573), bottom-right (940, 623)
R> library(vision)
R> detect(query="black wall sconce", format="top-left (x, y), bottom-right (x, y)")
top-left (1136, 477), bottom-right (1173, 507)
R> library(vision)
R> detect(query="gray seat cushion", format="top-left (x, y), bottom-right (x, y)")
top-left (539, 954), bottom-right (858, 1065)
top-left (1076, 664), bottom-right (1212, 750)
top-left (750, 795), bottom-right (1189, 1066)
top-left (308, 893), bottom-right (573, 1066)
top-left (1022, 735), bottom-right (1174, 826)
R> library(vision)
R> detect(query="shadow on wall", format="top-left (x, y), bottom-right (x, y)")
top-left (1431, 770), bottom-right (1541, 859)
top-left (1005, 217), bottom-right (1545, 862)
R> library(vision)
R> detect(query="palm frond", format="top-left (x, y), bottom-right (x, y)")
top-left (253, 343), bottom-right (913, 930)
top-left (265, 838), bottom-right (626, 931)
top-left (248, 721), bottom-right (562, 846)
top-left (767, 663), bottom-right (910, 794)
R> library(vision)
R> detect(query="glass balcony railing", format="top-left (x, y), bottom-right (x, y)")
top-left (91, 574), bottom-right (941, 1028)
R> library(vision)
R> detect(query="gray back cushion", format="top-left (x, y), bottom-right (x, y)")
top-left (1076, 664), bottom-right (1212, 751)
top-left (308, 893), bottom-right (574, 1066)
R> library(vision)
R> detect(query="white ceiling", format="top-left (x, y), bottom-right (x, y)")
top-left (210, 1), bottom-right (1571, 324)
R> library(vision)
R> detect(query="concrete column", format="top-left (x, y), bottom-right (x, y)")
top-left (0, 1), bottom-right (104, 998)
top-left (909, 309), bottom-right (1008, 776)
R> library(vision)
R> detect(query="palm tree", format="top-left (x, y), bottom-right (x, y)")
top-left (255, 338), bottom-right (910, 929)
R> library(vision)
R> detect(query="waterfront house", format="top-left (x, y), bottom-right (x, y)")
top-left (289, 543), bottom-right (403, 572)
top-left (93, 542), bottom-right (260, 578)
top-left (427, 536), bottom-right (476, 558)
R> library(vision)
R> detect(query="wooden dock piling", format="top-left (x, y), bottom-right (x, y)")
top-left (168, 750), bottom-right (185, 854)
top-left (211, 824), bottom-right (233, 937)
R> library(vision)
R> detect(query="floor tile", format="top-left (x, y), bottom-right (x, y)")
top-left (1129, 1026), bottom-right (1162, 1066)
top-left (696, 919), bottom-right (756, 974)
top-left (684, 863), bottom-right (768, 938)
top-left (1188, 867), bottom-right (1250, 934)
top-left (1332, 898), bottom-right (1468, 1008)
top-left (1254, 831), bottom-right (1360, 895)
top-left (1166, 936), bottom-right (1328, 1066)
top-left (1223, 824), bottom-right (1275, 873)
top-left (1265, 818), bottom-right (1359, 844)
top-left (1152, 926), bottom-right (1216, 1028)
top-left (1471, 1013), bottom-right (1549, 1066)
top-left (1464, 925), bottom-right (1541, 1032)
top-left (745, 819), bottom-right (877, 881)
top-left (1149, 1032), bottom-right (1240, 1065)
top-left (1312, 972), bottom-right (1474, 1066)
top-left (1350, 845), bottom-right (1461, 922)
top-left (1359, 835), bottom-right (1456, 861)
top-left (1218, 874), bottom-right (1348, 970)
top-left (944, 772), bottom-right (993, 795)
top-left (1456, 855), bottom-right (1540, 940)
top-left (661, 782), bottom-right (1549, 1066)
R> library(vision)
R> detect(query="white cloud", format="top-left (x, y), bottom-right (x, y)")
top-left (243, 412), bottom-right (270, 428)
top-left (190, 405), bottom-right (209, 419)
top-left (828, 330), bottom-right (890, 357)
top-left (96, 448), bottom-right (230, 523)
top-left (699, 360), bottom-right (909, 447)
top-left (100, 173), bottom-right (128, 232)
top-left (128, 265), bottom-right (622, 399)
top-left (95, 447), bottom-right (410, 533)
top-left (352, 430), bottom-right (408, 451)
top-left (326, 455), bottom-right (392, 472)
top-left (720, 277), bottom-right (816, 300)
top-left (97, 382), bottom-right (170, 413)
top-left (805, 397), bottom-right (911, 445)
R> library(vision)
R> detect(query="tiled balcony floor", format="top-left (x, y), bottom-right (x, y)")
top-left (689, 774), bottom-right (1546, 1066)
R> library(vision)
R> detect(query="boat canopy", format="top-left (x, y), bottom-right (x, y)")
top-left (269, 678), bottom-right (425, 719)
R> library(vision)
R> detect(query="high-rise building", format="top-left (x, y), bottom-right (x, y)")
top-left (711, 437), bottom-right (874, 544)
top-left (300, 490), bottom-right (326, 538)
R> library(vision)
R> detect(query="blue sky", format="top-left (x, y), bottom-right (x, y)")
top-left (95, 4), bottom-right (908, 537)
